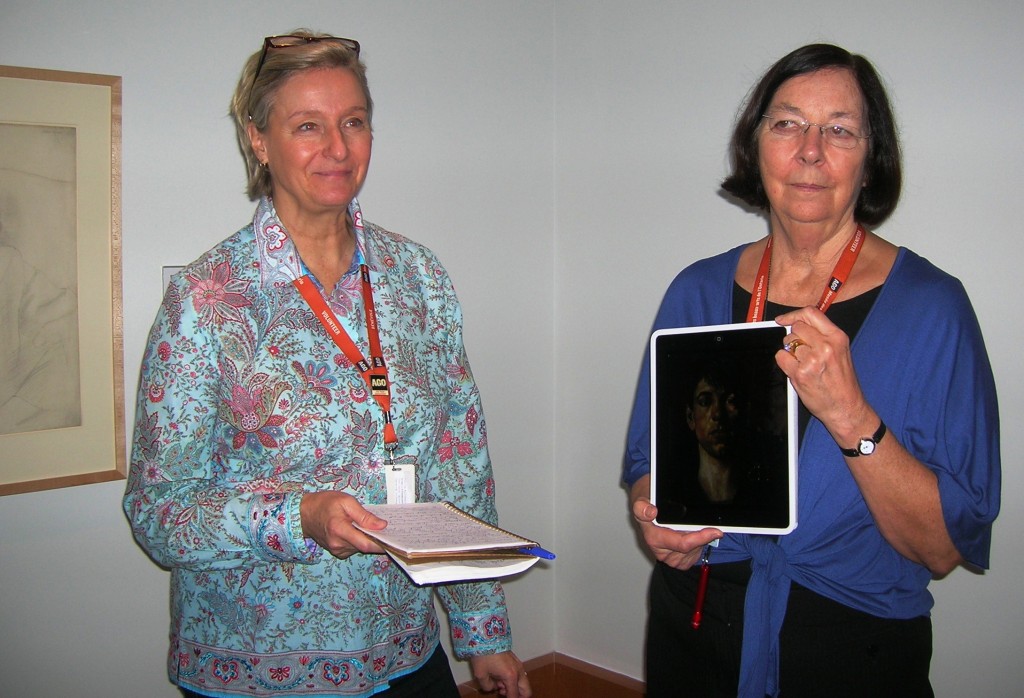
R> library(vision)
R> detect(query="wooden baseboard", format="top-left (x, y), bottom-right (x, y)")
top-left (459, 652), bottom-right (644, 698)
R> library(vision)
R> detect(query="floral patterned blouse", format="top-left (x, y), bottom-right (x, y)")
top-left (124, 197), bottom-right (513, 697)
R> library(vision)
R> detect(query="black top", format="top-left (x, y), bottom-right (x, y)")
top-left (732, 282), bottom-right (881, 438)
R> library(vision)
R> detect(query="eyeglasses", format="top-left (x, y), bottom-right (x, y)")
top-left (761, 113), bottom-right (869, 149)
top-left (248, 34), bottom-right (361, 116)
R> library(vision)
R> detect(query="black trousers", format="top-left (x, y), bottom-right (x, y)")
top-left (646, 561), bottom-right (934, 698)
top-left (179, 643), bottom-right (459, 698)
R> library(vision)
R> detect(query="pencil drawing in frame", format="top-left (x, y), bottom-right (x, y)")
top-left (0, 65), bottom-right (125, 495)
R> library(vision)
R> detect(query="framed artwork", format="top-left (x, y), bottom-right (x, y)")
top-left (0, 65), bottom-right (124, 495)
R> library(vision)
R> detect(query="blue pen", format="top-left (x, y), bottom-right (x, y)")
top-left (517, 546), bottom-right (556, 560)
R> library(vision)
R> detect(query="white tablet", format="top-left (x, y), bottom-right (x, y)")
top-left (650, 321), bottom-right (798, 535)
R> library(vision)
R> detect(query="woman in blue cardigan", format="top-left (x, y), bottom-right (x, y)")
top-left (623, 43), bottom-right (1000, 698)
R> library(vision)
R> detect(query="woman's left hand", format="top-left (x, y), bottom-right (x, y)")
top-left (774, 306), bottom-right (964, 575)
top-left (774, 306), bottom-right (872, 432)
top-left (469, 651), bottom-right (532, 698)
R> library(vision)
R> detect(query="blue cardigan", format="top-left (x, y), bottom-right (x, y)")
top-left (624, 245), bottom-right (1000, 697)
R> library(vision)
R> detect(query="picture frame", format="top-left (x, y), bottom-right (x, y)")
top-left (0, 66), bottom-right (124, 495)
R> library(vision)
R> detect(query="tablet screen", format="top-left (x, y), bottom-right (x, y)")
top-left (650, 321), bottom-right (797, 534)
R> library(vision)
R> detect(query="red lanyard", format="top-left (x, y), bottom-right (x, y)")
top-left (746, 225), bottom-right (866, 322)
top-left (692, 225), bottom-right (867, 630)
top-left (293, 266), bottom-right (398, 458)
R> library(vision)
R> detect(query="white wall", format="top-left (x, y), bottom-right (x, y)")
top-left (1, 2), bottom-right (1021, 697)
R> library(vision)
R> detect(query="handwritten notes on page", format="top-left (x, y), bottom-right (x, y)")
top-left (355, 502), bottom-right (547, 585)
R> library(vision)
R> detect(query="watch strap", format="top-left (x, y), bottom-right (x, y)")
top-left (840, 420), bottom-right (886, 457)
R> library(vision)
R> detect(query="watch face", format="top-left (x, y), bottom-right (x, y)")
top-left (859, 439), bottom-right (876, 456)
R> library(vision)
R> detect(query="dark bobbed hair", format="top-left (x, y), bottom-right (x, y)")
top-left (230, 29), bottom-right (373, 201)
top-left (721, 43), bottom-right (902, 227)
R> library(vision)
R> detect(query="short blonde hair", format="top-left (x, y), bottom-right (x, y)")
top-left (230, 29), bottom-right (373, 201)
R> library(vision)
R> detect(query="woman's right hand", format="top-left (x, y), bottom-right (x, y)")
top-left (630, 475), bottom-right (723, 570)
top-left (300, 491), bottom-right (389, 560)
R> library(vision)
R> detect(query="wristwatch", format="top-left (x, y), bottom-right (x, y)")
top-left (840, 420), bottom-right (886, 457)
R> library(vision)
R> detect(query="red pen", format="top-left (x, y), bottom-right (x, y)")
top-left (691, 544), bottom-right (713, 630)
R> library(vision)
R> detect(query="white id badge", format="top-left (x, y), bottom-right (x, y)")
top-left (385, 462), bottom-right (416, 504)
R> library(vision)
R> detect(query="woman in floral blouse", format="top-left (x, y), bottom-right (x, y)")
top-left (124, 30), bottom-right (531, 698)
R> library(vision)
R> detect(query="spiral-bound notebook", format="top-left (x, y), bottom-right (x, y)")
top-left (359, 501), bottom-right (537, 559)
top-left (650, 321), bottom-right (798, 535)
top-left (356, 502), bottom-right (550, 584)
